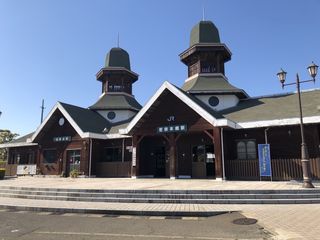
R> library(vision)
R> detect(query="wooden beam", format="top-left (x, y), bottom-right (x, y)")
top-left (168, 134), bottom-right (177, 179)
top-left (213, 128), bottom-right (222, 179)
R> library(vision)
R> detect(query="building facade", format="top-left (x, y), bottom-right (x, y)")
top-left (1, 20), bottom-right (320, 180)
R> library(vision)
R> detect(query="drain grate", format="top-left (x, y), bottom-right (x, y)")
top-left (232, 218), bottom-right (257, 225)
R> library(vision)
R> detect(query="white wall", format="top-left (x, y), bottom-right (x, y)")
top-left (97, 110), bottom-right (136, 123)
top-left (195, 94), bottom-right (239, 111)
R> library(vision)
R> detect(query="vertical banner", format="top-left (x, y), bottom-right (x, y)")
top-left (258, 144), bottom-right (272, 177)
top-left (132, 147), bottom-right (136, 167)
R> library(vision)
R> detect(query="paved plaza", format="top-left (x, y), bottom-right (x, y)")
top-left (0, 177), bottom-right (320, 239)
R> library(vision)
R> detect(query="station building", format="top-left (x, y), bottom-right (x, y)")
top-left (1, 20), bottom-right (320, 180)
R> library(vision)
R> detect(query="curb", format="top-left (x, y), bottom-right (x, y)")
top-left (0, 204), bottom-right (228, 217)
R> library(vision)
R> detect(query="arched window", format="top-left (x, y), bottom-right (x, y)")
top-left (236, 140), bottom-right (257, 160)
top-left (237, 141), bottom-right (246, 160)
top-left (247, 141), bottom-right (257, 159)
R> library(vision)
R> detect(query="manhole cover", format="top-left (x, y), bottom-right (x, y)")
top-left (232, 218), bottom-right (257, 225)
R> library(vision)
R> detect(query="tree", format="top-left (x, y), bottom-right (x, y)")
top-left (0, 130), bottom-right (19, 162)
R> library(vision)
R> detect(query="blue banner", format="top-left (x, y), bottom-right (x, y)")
top-left (258, 144), bottom-right (272, 177)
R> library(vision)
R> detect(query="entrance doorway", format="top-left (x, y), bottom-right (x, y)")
top-left (192, 144), bottom-right (215, 178)
top-left (154, 147), bottom-right (166, 177)
top-left (66, 150), bottom-right (81, 176)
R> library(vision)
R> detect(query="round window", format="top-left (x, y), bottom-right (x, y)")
top-left (107, 111), bottom-right (116, 120)
top-left (208, 96), bottom-right (219, 107)
top-left (58, 117), bottom-right (65, 126)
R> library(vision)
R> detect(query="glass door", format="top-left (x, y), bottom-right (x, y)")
top-left (66, 150), bottom-right (81, 176)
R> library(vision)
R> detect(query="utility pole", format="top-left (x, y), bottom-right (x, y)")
top-left (40, 99), bottom-right (45, 124)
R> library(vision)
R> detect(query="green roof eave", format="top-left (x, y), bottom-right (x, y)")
top-left (96, 67), bottom-right (139, 82)
top-left (179, 43), bottom-right (232, 63)
top-left (89, 93), bottom-right (142, 111)
top-left (181, 74), bottom-right (249, 99)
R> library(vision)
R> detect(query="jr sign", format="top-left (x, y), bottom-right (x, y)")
top-left (258, 144), bottom-right (272, 177)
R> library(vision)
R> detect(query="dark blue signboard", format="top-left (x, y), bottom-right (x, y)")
top-left (258, 144), bottom-right (272, 177)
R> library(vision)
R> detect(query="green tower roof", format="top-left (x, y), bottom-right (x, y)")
top-left (190, 21), bottom-right (220, 47)
top-left (105, 47), bottom-right (131, 70)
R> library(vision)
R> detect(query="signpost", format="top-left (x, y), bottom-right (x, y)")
top-left (258, 144), bottom-right (272, 180)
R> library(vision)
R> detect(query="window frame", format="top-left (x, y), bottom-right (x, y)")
top-left (101, 147), bottom-right (122, 162)
top-left (236, 139), bottom-right (257, 160)
top-left (42, 149), bottom-right (57, 164)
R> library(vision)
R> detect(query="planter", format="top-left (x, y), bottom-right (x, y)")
top-left (0, 168), bottom-right (5, 180)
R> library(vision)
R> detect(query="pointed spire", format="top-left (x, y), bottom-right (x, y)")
top-left (117, 32), bottom-right (120, 48)
top-left (202, 5), bottom-right (205, 21)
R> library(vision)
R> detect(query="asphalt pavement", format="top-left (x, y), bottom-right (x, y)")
top-left (0, 210), bottom-right (272, 240)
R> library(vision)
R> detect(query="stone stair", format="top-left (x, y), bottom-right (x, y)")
top-left (1, 186), bottom-right (320, 204)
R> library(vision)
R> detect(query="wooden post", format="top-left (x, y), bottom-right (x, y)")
top-left (169, 134), bottom-right (177, 179)
top-left (213, 128), bottom-right (222, 179)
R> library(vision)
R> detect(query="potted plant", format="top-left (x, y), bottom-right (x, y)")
top-left (0, 168), bottom-right (6, 180)
top-left (69, 169), bottom-right (79, 178)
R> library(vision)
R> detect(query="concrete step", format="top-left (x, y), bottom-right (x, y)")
top-left (0, 192), bottom-right (320, 204)
top-left (0, 188), bottom-right (320, 200)
top-left (1, 186), bottom-right (320, 204)
top-left (1, 185), bottom-right (320, 194)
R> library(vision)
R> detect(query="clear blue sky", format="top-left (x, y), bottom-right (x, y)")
top-left (0, 0), bottom-right (320, 136)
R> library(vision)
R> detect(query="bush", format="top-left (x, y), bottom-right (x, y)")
top-left (0, 168), bottom-right (5, 180)
top-left (69, 169), bottom-right (79, 178)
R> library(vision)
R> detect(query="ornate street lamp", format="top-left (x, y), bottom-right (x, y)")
top-left (277, 62), bottom-right (318, 188)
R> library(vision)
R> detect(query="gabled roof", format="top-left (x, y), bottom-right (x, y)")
top-left (11, 132), bottom-right (34, 144)
top-left (0, 132), bottom-right (37, 148)
top-left (221, 89), bottom-right (320, 128)
top-left (59, 102), bottom-right (111, 134)
top-left (89, 93), bottom-right (142, 111)
top-left (121, 81), bottom-right (235, 134)
top-left (31, 102), bottom-right (130, 141)
top-left (182, 73), bottom-right (248, 98)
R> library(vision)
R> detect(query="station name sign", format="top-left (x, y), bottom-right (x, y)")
top-left (53, 136), bottom-right (72, 142)
top-left (157, 124), bottom-right (187, 134)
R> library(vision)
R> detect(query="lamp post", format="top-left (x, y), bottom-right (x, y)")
top-left (277, 62), bottom-right (318, 188)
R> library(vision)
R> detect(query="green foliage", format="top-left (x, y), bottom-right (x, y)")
top-left (0, 168), bottom-right (5, 179)
top-left (69, 169), bottom-right (79, 178)
top-left (0, 130), bottom-right (19, 143)
top-left (0, 130), bottom-right (19, 161)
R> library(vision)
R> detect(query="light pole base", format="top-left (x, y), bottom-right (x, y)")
top-left (303, 181), bottom-right (315, 188)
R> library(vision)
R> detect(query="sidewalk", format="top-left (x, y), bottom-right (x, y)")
top-left (1, 177), bottom-right (320, 239)
top-left (1, 176), bottom-right (319, 190)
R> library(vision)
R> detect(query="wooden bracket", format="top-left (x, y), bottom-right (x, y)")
top-left (137, 135), bottom-right (145, 144)
top-left (204, 129), bottom-right (214, 141)
top-left (175, 133), bottom-right (181, 142)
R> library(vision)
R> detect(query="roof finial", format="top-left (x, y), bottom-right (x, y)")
top-left (117, 32), bottom-right (120, 48)
top-left (202, 5), bottom-right (205, 21)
